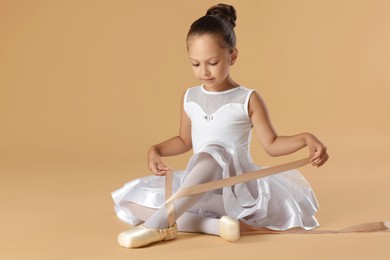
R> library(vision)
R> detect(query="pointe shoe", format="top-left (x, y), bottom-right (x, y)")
top-left (118, 223), bottom-right (178, 248)
top-left (219, 216), bottom-right (240, 242)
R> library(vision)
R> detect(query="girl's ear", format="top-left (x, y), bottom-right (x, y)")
top-left (230, 48), bottom-right (238, 65)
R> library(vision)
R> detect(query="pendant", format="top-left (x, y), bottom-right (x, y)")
top-left (203, 115), bottom-right (214, 121)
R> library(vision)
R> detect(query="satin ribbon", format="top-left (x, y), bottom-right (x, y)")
top-left (165, 158), bottom-right (310, 205)
top-left (164, 157), bottom-right (390, 234)
top-left (165, 167), bottom-right (176, 228)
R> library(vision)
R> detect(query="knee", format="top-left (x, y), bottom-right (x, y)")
top-left (197, 152), bottom-right (214, 162)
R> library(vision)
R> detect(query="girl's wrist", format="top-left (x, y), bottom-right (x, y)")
top-left (148, 146), bottom-right (159, 156)
top-left (303, 132), bottom-right (313, 146)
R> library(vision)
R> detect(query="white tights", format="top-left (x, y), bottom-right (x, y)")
top-left (129, 153), bottom-right (224, 235)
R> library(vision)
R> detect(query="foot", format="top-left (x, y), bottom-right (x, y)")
top-left (118, 223), bottom-right (178, 248)
top-left (219, 216), bottom-right (240, 241)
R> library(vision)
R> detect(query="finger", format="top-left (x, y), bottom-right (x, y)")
top-left (156, 162), bottom-right (170, 170)
top-left (149, 163), bottom-right (159, 175)
top-left (311, 158), bottom-right (321, 166)
top-left (311, 154), bottom-right (323, 166)
top-left (156, 162), bottom-right (172, 171)
top-left (318, 146), bottom-right (327, 158)
top-left (317, 153), bottom-right (329, 167)
top-left (310, 151), bottom-right (319, 164)
top-left (155, 164), bottom-right (166, 176)
top-left (152, 163), bottom-right (166, 175)
top-left (310, 145), bottom-right (327, 163)
top-left (312, 152), bottom-right (329, 167)
top-left (309, 146), bottom-right (319, 163)
top-left (155, 169), bottom-right (167, 176)
top-left (163, 166), bottom-right (172, 172)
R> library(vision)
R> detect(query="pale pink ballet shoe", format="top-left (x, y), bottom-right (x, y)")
top-left (219, 216), bottom-right (240, 241)
top-left (118, 223), bottom-right (178, 248)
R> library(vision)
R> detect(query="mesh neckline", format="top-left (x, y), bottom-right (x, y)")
top-left (201, 85), bottom-right (242, 95)
top-left (186, 85), bottom-right (253, 116)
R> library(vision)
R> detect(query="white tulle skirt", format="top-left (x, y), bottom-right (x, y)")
top-left (112, 144), bottom-right (319, 231)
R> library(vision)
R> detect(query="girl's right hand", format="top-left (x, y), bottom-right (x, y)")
top-left (148, 146), bottom-right (171, 176)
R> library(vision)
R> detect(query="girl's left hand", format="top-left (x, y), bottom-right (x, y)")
top-left (305, 133), bottom-right (329, 167)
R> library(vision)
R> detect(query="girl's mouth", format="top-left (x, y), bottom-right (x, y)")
top-left (202, 78), bottom-right (214, 82)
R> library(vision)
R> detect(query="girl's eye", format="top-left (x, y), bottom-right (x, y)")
top-left (209, 62), bottom-right (219, 66)
top-left (192, 64), bottom-right (200, 67)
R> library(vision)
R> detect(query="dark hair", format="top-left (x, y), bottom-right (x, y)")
top-left (186, 3), bottom-right (237, 52)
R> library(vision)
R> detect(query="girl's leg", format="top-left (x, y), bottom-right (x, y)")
top-left (177, 212), bottom-right (219, 235)
top-left (128, 202), bottom-right (156, 222)
top-left (144, 153), bottom-right (223, 229)
top-left (118, 153), bottom-right (239, 247)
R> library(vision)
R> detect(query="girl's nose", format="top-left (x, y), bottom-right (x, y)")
top-left (201, 66), bottom-right (210, 76)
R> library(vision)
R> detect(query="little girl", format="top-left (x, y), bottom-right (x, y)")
top-left (112, 3), bottom-right (329, 248)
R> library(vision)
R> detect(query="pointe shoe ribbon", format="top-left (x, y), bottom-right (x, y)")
top-left (165, 169), bottom-right (176, 228)
top-left (165, 158), bottom-right (310, 204)
top-left (118, 223), bottom-right (178, 248)
top-left (165, 158), bottom-right (390, 235)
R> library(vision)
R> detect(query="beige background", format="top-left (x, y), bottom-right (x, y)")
top-left (0, 0), bottom-right (389, 259)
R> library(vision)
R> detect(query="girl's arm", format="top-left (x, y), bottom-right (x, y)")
top-left (249, 92), bottom-right (328, 167)
top-left (148, 92), bottom-right (192, 175)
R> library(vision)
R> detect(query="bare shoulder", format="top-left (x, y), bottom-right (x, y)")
top-left (248, 91), bottom-right (268, 117)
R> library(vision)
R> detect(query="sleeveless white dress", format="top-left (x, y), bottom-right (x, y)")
top-left (112, 85), bottom-right (319, 230)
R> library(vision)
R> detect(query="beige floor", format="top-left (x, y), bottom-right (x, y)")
top-left (1, 136), bottom-right (389, 260)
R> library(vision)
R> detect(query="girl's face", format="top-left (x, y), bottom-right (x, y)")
top-left (187, 34), bottom-right (237, 90)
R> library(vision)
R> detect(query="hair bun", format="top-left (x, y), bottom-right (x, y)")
top-left (206, 3), bottom-right (237, 28)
